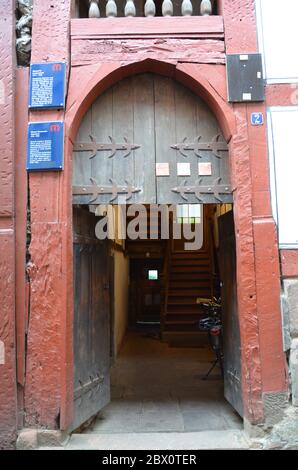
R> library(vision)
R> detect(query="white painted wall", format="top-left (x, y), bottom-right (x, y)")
top-left (256, 0), bottom-right (298, 83)
top-left (267, 107), bottom-right (298, 248)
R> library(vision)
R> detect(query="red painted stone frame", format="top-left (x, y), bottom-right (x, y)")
top-left (0, 0), bottom-right (18, 449)
top-left (62, 59), bottom-right (288, 428)
top-left (9, 0), bottom-right (289, 439)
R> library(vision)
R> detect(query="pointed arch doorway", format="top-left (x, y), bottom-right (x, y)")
top-left (71, 73), bottom-right (240, 432)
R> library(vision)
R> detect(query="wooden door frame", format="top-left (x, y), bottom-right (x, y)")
top-left (25, 58), bottom-right (287, 431)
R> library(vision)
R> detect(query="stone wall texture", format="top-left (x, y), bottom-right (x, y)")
top-left (0, 0), bottom-right (17, 450)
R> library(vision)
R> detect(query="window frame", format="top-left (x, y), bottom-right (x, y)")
top-left (267, 106), bottom-right (298, 248)
top-left (255, 0), bottom-right (298, 84)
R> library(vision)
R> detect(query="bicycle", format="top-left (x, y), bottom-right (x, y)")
top-left (197, 297), bottom-right (224, 381)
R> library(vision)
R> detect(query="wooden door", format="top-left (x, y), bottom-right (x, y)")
top-left (72, 207), bottom-right (111, 430)
top-left (73, 74), bottom-right (232, 206)
top-left (218, 211), bottom-right (243, 417)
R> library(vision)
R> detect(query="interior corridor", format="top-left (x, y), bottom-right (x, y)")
top-left (85, 328), bottom-right (242, 434)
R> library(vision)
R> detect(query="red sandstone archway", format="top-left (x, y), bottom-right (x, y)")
top-left (25, 58), bottom-right (287, 431)
top-left (66, 59), bottom-right (236, 144)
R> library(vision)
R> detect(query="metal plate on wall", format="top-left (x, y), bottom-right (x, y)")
top-left (227, 53), bottom-right (265, 103)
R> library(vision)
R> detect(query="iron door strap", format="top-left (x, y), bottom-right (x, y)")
top-left (74, 374), bottom-right (105, 401)
top-left (72, 178), bottom-right (141, 203)
top-left (171, 178), bottom-right (232, 202)
top-left (73, 134), bottom-right (141, 159)
top-left (171, 135), bottom-right (228, 159)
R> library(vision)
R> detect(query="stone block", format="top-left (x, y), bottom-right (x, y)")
top-left (263, 392), bottom-right (288, 428)
top-left (283, 280), bottom-right (298, 338)
top-left (290, 338), bottom-right (298, 407)
top-left (37, 429), bottom-right (68, 447)
top-left (16, 429), bottom-right (38, 450)
top-left (280, 293), bottom-right (291, 351)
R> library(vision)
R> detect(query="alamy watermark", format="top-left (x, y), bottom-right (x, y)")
top-left (94, 204), bottom-right (203, 251)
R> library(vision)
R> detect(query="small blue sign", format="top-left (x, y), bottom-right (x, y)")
top-left (251, 112), bottom-right (264, 126)
top-left (27, 121), bottom-right (64, 171)
top-left (29, 62), bottom-right (66, 109)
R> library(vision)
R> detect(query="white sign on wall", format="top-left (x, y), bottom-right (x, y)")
top-left (256, 0), bottom-right (298, 83)
top-left (267, 107), bottom-right (298, 247)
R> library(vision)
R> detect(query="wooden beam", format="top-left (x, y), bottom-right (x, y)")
top-left (71, 16), bottom-right (224, 40)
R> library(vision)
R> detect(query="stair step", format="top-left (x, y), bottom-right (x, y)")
top-left (171, 267), bottom-right (211, 274)
top-left (164, 324), bottom-right (199, 332)
top-left (171, 260), bottom-right (210, 265)
top-left (168, 295), bottom-right (211, 303)
top-left (171, 251), bottom-right (209, 257)
top-left (171, 265), bottom-right (211, 270)
top-left (167, 305), bottom-right (203, 313)
top-left (169, 274), bottom-right (210, 289)
top-left (162, 246), bottom-right (214, 337)
top-left (170, 271), bottom-right (210, 276)
top-left (167, 301), bottom-right (209, 307)
top-left (166, 313), bottom-right (205, 321)
top-left (169, 282), bottom-right (211, 289)
top-left (168, 290), bottom-right (211, 297)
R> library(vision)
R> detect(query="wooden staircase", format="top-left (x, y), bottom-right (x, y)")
top-left (162, 249), bottom-right (215, 346)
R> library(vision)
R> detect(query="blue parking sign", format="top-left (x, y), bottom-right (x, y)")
top-left (251, 112), bottom-right (264, 126)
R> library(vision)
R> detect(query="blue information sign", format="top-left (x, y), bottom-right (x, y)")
top-left (29, 62), bottom-right (66, 109)
top-left (251, 112), bottom-right (264, 126)
top-left (27, 121), bottom-right (64, 171)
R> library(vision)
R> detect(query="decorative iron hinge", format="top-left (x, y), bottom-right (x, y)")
top-left (171, 135), bottom-right (228, 159)
top-left (74, 373), bottom-right (104, 402)
top-left (171, 178), bottom-right (232, 202)
top-left (73, 134), bottom-right (140, 159)
top-left (73, 177), bottom-right (141, 203)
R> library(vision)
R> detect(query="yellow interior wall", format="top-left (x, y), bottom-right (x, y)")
top-left (111, 204), bottom-right (130, 357)
top-left (213, 204), bottom-right (233, 248)
top-left (113, 250), bottom-right (130, 357)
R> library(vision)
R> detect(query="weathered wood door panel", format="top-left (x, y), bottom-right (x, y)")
top-left (218, 211), bottom-right (243, 417)
top-left (72, 207), bottom-right (110, 431)
top-left (73, 74), bottom-right (232, 206)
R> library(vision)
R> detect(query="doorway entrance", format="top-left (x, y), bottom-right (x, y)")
top-left (71, 72), bottom-right (242, 435)
top-left (72, 203), bottom-right (242, 435)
